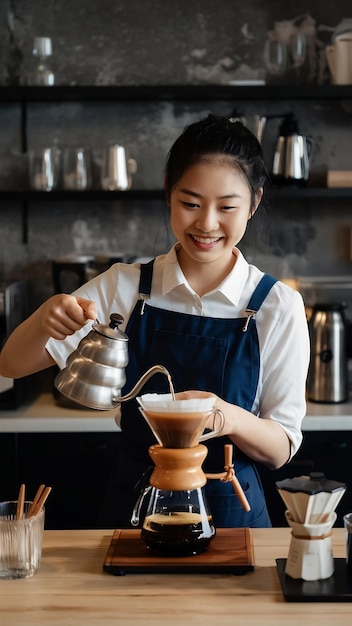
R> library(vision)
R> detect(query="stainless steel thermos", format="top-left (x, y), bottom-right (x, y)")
top-left (307, 303), bottom-right (348, 403)
top-left (255, 112), bottom-right (313, 186)
top-left (272, 113), bottom-right (312, 185)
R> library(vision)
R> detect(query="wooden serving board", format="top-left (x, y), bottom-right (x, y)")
top-left (103, 527), bottom-right (254, 576)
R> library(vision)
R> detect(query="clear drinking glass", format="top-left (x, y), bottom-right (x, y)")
top-left (63, 147), bottom-right (92, 190)
top-left (290, 32), bottom-right (306, 68)
top-left (290, 32), bottom-right (306, 83)
top-left (264, 39), bottom-right (288, 77)
top-left (29, 147), bottom-right (60, 191)
top-left (343, 512), bottom-right (352, 572)
top-left (0, 501), bottom-right (45, 579)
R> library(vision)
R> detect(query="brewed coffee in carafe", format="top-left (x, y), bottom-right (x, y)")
top-left (141, 486), bottom-right (215, 557)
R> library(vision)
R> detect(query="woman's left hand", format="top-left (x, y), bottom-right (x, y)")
top-left (174, 389), bottom-right (291, 468)
top-left (174, 390), bottom-right (224, 432)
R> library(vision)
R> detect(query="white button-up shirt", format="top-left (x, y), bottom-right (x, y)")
top-left (47, 245), bottom-right (310, 457)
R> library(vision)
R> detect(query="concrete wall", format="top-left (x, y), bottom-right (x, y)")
top-left (0, 0), bottom-right (352, 311)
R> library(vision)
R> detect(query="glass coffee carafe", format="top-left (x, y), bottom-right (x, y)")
top-left (131, 435), bottom-right (217, 557)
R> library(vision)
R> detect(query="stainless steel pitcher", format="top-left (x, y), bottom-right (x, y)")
top-left (307, 303), bottom-right (348, 403)
top-left (101, 144), bottom-right (137, 191)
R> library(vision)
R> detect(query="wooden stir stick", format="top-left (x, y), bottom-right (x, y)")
top-left (26, 484), bottom-right (45, 517)
top-left (27, 484), bottom-right (52, 518)
top-left (27, 486), bottom-right (52, 518)
top-left (16, 483), bottom-right (25, 520)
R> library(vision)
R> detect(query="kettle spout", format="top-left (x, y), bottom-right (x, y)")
top-left (119, 365), bottom-right (174, 403)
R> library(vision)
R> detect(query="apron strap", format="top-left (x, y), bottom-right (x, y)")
top-left (139, 259), bottom-right (155, 297)
top-left (242, 274), bottom-right (277, 332)
top-left (138, 259), bottom-right (155, 314)
top-left (246, 274), bottom-right (277, 311)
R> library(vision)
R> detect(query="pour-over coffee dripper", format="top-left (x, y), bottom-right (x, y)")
top-left (137, 393), bottom-right (224, 448)
top-left (276, 472), bottom-right (346, 580)
top-left (131, 394), bottom-right (251, 557)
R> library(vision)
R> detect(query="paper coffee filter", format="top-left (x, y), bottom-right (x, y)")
top-left (136, 393), bottom-right (215, 412)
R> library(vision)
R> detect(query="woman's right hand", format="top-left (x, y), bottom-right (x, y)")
top-left (40, 294), bottom-right (97, 340)
top-left (0, 293), bottom-right (98, 379)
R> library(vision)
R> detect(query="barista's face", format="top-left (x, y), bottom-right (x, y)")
top-left (170, 158), bottom-right (262, 277)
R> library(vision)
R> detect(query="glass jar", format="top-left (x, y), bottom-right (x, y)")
top-left (30, 37), bottom-right (55, 86)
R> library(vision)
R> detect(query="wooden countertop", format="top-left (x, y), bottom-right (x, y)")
top-left (2, 392), bottom-right (352, 433)
top-left (0, 528), bottom-right (350, 625)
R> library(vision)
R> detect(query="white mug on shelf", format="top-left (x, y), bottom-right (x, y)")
top-left (326, 32), bottom-right (352, 85)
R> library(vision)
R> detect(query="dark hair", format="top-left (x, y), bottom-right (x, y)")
top-left (165, 114), bottom-right (268, 210)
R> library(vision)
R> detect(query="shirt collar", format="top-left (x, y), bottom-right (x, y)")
top-left (161, 244), bottom-right (249, 306)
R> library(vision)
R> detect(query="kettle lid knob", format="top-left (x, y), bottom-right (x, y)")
top-left (109, 313), bottom-right (124, 329)
top-left (93, 312), bottom-right (128, 341)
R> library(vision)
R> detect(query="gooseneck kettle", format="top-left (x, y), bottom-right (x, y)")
top-left (307, 303), bottom-right (348, 403)
top-left (54, 313), bottom-right (173, 410)
top-left (256, 112), bottom-right (313, 186)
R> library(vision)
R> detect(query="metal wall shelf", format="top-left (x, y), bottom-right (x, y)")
top-left (0, 84), bottom-right (352, 102)
top-left (1, 187), bottom-right (351, 202)
top-left (0, 190), bottom-right (166, 202)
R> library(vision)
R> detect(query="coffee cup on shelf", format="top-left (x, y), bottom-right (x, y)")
top-left (326, 33), bottom-right (352, 84)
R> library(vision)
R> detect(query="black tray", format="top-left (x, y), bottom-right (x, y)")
top-left (276, 558), bottom-right (352, 602)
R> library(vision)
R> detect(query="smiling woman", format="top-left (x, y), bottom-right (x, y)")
top-left (0, 115), bottom-right (310, 531)
top-left (164, 116), bottom-right (265, 293)
top-left (170, 160), bottom-right (260, 292)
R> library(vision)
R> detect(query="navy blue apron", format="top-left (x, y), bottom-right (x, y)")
top-left (98, 260), bottom-right (277, 529)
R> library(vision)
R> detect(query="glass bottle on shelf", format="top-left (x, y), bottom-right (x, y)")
top-left (30, 37), bottom-right (55, 86)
